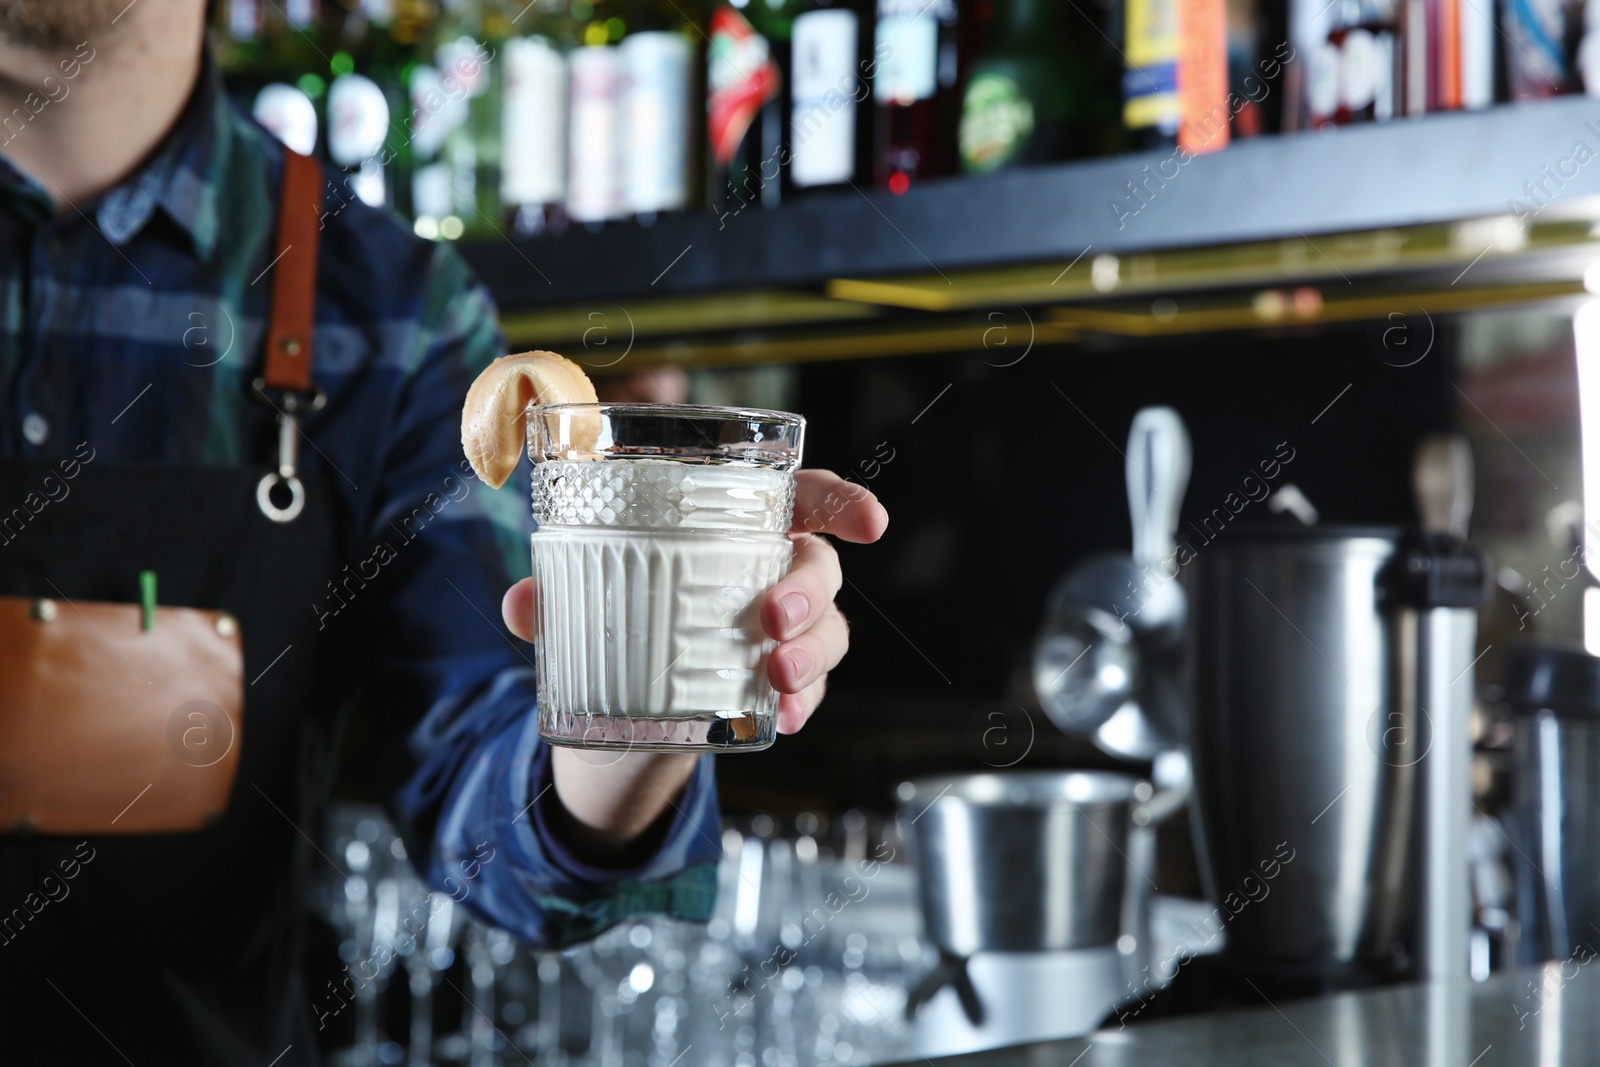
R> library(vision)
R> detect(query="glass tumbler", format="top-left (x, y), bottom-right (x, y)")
top-left (527, 403), bottom-right (805, 752)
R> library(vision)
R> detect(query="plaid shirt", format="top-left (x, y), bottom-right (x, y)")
top-left (0, 56), bottom-right (719, 947)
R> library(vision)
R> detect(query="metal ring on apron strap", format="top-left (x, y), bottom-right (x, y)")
top-left (251, 378), bottom-right (326, 524)
top-left (255, 470), bottom-right (306, 523)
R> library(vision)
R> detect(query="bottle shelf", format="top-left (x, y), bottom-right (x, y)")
top-left (461, 96), bottom-right (1600, 367)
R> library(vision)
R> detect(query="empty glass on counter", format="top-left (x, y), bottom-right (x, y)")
top-left (314, 805), bottom-right (421, 1067)
top-left (309, 803), bottom-right (922, 1067)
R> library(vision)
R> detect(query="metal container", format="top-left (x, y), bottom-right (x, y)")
top-left (1190, 527), bottom-right (1415, 969)
top-left (1502, 641), bottom-right (1600, 963)
top-left (897, 771), bottom-right (1136, 955)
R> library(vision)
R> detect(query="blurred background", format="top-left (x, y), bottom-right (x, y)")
top-left (212, 1), bottom-right (1600, 1063)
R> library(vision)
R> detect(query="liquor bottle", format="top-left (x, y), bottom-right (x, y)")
top-left (1177, 0), bottom-right (1230, 149)
top-left (239, 0), bottom-right (324, 156)
top-left (1418, 0), bottom-right (1494, 109)
top-left (961, 0), bottom-right (1104, 171)
top-left (411, 32), bottom-right (492, 238)
top-left (216, 0), bottom-right (308, 112)
top-left (1230, 0), bottom-right (1290, 136)
top-left (1123, 0), bottom-right (1230, 152)
top-left (1502, 0), bottom-right (1571, 101)
top-left (567, 43), bottom-right (624, 224)
top-left (449, 43), bottom-right (505, 238)
top-left (707, 3), bottom-right (787, 213)
top-left (1302, 4), bottom-right (1340, 125)
top-left (215, 0), bottom-right (272, 95)
top-left (1071, 3), bottom-right (1128, 159)
top-left (500, 3), bottom-right (572, 236)
top-left (1123, 0), bottom-right (1182, 148)
top-left (1458, 0), bottom-right (1493, 107)
top-left (1225, 0), bottom-right (1263, 136)
top-left (874, 0), bottom-right (960, 190)
top-left (281, 1), bottom-right (332, 96)
top-left (1581, 0), bottom-right (1600, 98)
top-left (425, 0), bottom-right (508, 238)
top-left (1300, 0), bottom-right (1396, 127)
top-left (284, 0), bottom-right (319, 28)
top-left (789, 0), bottom-right (870, 190)
top-left (325, 0), bottom-right (432, 212)
top-left (1329, 0), bottom-right (1399, 123)
top-left (327, 45), bottom-right (393, 210)
top-left (254, 83), bottom-right (322, 157)
top-left (619, 4), bottom-right (701, 218)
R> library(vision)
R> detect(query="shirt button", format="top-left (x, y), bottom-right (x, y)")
top-left (21, 412), bottom-right (48, 445)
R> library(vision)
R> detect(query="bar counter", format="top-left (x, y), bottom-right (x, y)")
top-left (889, 963), bottom-right (1594, 1066)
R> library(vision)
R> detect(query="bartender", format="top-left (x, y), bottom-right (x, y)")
top-left (0, 2), bottom-right (887, 1063)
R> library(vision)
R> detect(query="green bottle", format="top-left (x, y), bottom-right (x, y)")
top-left (221, 0), bottom-right (326, 157)
top-left (214, 0), bottom-right (272, 91)
top-left (326, 0), bottom-right (431, 215)
top-left (423, 0), bottom-right (508, 238)
top-left (958, 0), bottom-right (1096, 172)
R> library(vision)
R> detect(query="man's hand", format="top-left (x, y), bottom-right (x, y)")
top-left (761, 469), bottom-right (888, 732)
top-left (501, 469), bottom-right (887, 862)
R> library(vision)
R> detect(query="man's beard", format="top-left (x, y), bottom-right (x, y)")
top-left (0, 0), bottom-right (126, 51)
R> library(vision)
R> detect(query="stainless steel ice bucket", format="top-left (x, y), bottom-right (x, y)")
top-left (897, 770), bottom-right (1137, 955)
top-left (1189, 527), bottom-right (1415, 969)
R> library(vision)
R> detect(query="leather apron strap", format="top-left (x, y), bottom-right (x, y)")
top-left (263, 149), bottom-right (321, 394)
top-left (255, 150), bottom-right (324, 523)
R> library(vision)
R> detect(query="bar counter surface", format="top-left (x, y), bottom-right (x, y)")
top-left (886, 964), bottom-right (1593, 1066)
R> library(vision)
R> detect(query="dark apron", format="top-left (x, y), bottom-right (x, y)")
top-left (0, 151), bottom-right (345, 1066)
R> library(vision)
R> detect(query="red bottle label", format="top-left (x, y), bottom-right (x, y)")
top-left (708, 6), bottom-right (781, 166)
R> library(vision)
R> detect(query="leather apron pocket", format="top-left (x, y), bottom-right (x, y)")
top-left (0, 594), bottom-right (243, 834)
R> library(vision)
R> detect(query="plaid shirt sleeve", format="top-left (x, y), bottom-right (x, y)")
top-left (369, 247), bottom-right (722, 947)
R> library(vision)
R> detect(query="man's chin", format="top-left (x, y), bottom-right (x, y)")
top-left (0, 0), bottom-right (127, 52)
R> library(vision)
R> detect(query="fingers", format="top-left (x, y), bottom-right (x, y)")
top-left (777, 675), bottom-right (828, 735)
top-left (761, 534), bottom-right (842, 642)
top-left (765, 467), bottom-right (883, 737)
top-left (769, 602), bottom-right (848, 695)
top-left (790, 469), bottom-right (889, 544)
top-left (502, 577), bottom-right (536, 643)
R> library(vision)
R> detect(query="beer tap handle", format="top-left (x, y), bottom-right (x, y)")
top-left (1414, 435), bottom-right (1474, 539)
top-left (1126, 407), bottom-right (1191, 569)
